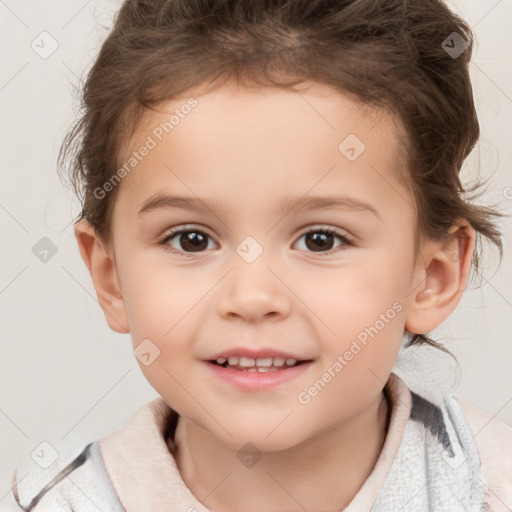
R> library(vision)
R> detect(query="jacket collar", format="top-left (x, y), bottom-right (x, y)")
top-left (99, 373), bottom-right (411, 512)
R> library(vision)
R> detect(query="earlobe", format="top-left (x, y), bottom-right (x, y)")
top-left (405, 220), bottom-right (475, 335)
top-left (74, 219), bottom-right (130, 334)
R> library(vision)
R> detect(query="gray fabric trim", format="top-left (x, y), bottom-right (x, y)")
top-left (373, 387), bottom-right (488, 511)
top-left (9, 442), bottom-right (126, 512)
top-left (13, 444), bottom-right (91, 511)
top-left (85, 442), bottom-right (126, 512)
top-left (410, 391), bottom-right (453, 455)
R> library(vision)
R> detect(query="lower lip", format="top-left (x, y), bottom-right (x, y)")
top-left (204, 361), bottom-right (312, 391)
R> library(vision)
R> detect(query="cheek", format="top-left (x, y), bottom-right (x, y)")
top-left (301, 247), bottom-right (411, 380)
top-left (297, 305), bottom-right (405, 426)
top-left (303, 259), bottom-right (410, 335)
top-left (120, 264), bottom-right (202, 401)
top-left (120, 259), bottom-right (204, 340)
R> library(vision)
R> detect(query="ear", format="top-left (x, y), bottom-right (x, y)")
top-left (405, 219), bottom-right (475, 334)
top-left (74, 219), bottom-right (130, 334)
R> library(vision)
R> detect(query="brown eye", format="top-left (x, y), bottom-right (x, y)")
top-left (177, 231), bottom-right (209, 252)
top-left (295, 228), bottom-right (351, 254)
top-left (304, 231), bottom-right (336, 251)
top-left (160, 229), bottom-right (216, 253)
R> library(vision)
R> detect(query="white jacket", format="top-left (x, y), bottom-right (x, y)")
top-left (2, 373), bottom-right (511, 512)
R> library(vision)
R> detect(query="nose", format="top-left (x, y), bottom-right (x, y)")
top-left (217, 256), bottom-right (291, 323)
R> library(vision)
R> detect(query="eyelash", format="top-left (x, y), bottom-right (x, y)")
top-left (156, 225), bottom-right (354, 257)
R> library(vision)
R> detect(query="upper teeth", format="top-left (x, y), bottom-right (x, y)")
top-left (217, 356), bottom-right (298, 367)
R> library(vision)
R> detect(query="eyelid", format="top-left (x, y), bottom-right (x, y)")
top-left (157, 224), bottom-right (218, 246)
top-left (158, 224), bottom-right (352, 242)
top-left (157, 223), bottom-right (355, 256)
top-left (297, 225), bottom-right (355, 254)
top-left (299, 224), bottom-right (352, 238)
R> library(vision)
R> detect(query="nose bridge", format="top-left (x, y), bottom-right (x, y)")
top-left (217, 237), bottom-right (290, 321)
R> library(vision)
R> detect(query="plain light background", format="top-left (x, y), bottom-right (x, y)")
top-left (1, 0), bottom-right (511, 499)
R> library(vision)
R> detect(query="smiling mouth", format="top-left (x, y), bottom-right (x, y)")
top-left (209, 356), bottom-right (310, 372)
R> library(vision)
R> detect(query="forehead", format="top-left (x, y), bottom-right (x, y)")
top-left (124, 80), bottom-right (401, 153)
top-left (113, 80), bottom-right (411, 221)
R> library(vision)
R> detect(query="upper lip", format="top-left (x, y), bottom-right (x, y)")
top-left (207, 347), bottom-right (312, 361)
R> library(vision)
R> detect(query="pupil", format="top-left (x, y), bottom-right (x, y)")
top-left (305, 232), bottom-right (333, 251)
top-left (179, 231), bottom-right (334, 253)
top-left (181, 232), bottom-right (207, 252)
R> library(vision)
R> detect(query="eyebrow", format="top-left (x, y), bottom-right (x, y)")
top-left (138, 193), bottom-right (381, 219)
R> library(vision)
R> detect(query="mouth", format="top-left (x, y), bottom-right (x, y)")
top-left (208, 356), bottom-right (310, 372)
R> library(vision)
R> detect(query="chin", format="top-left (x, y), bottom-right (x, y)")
top-left (228, 435), bottom-right (301, 454)
top-left (213, 421), bottom-right (307, 453)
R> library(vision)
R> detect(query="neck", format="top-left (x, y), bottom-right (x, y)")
top-left (172, 390), bottom-right (390, 512)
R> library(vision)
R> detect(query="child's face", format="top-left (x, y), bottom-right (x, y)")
top-left (105, 81), bottom-right (425, 450)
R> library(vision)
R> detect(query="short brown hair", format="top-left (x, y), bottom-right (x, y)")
top-left (58, 0), bottom-right (504, 350)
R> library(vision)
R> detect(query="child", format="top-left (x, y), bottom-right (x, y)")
top-left (4, 0), bottom-right (511, 510)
